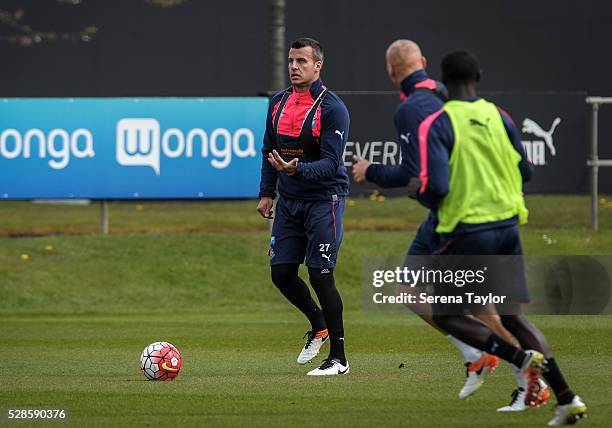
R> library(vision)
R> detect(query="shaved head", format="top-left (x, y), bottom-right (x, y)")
top-left (386, 39), bottom-right (423, 68)
top-left (385, 39), bottom-right (427, 87)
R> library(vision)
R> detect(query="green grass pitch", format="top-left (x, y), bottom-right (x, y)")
top-left (1, 196), bottom-right (611, 427)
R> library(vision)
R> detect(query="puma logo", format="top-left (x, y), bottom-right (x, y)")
top-left (321, 253), bottom-right (331, 261)
top-left (522, 117), bottom-right (561, 156)
top-left (470, 118), bottom-right (490, 128)
top-left (400, 132), bottom-right (411, 144)
top-left (335, 130), bottom-right (345, 139)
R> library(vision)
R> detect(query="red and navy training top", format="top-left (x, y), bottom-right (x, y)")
top-left (259, 78), bottom-right (350, 201)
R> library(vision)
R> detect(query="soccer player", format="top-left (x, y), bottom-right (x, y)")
top-left (257, 38), bottom-right (350, 376)
top-left (352, 39), bottom-right (504, 400)
top-left (416, 50), bottom-right (587, 425)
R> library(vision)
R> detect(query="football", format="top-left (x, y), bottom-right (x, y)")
top-left (140, 341), bottom-right (183, 381)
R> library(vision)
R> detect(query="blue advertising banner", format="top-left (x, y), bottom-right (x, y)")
top-left (0, 98), bottom-right (268, 199)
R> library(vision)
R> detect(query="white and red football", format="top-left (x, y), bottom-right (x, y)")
top-left (140, 341), bottom-right (183, 381)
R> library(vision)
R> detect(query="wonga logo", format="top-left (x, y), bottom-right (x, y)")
top-left (116, 118), bottom-right (256, 175)
top-left (0, 127), bottom-right (95, 170)
top-left (116, 119), bottom-right (160, 174)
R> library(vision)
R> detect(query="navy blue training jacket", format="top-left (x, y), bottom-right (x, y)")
top-left (259, 78), bottom-right (350, 201)
top-left (365, 70), bottom-right (447, 186)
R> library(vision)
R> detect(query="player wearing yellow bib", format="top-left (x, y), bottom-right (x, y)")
top-left (416, 51), bottom-right (587, 426)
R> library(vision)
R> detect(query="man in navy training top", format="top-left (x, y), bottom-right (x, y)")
top-left (257, 38), bottom-right (350, 376)
top-left (352, 39), bottom-right (536, 403)
top-left (416, 50), bottom-right (586, 425)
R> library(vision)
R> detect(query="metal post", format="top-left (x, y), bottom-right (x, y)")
top-left (585, 96), bottom-right (612, 231)
top-left (269, 0), bottom-right (285, 232)
top-left (269, 0), bottom-right (286, 92)
top-left (591, 103), bottom-right (599, 231)
top-left (100, 200), bottom-right (109, 235)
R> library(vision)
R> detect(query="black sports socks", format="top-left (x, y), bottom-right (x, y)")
top-left (271, 264), bottom-right (326, 332)
top-left (308, 267), bottom-right (346, 364)
top-left (543, 358), bottom-right (575, 405)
